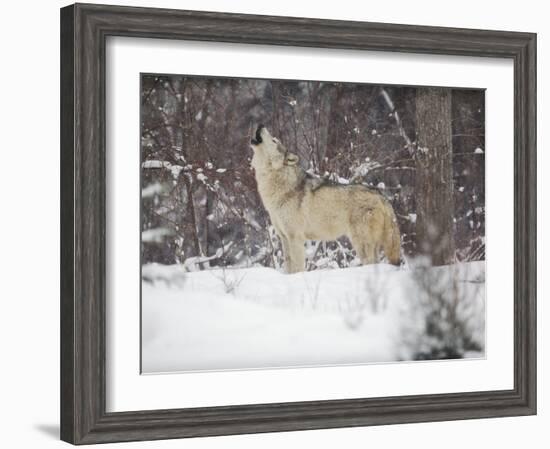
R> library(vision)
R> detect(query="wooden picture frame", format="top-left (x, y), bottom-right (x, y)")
top-left (60, 3), bottom-right (536, 444)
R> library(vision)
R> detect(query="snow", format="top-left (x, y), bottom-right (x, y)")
top-left (142, 262), bottom-right (485, 373)
top-left (142, 160), bottom-right (183, 179)
top-left (141, 227), bottom-right (172, 243)
top-left (350, 160), bottom-right (382, 179)
top-left (142, 263), bottom-right (187, 286)
top-left (141, 182), bottom-right (163, 198)
top-left (338, 177), bottom-right (350, 185)
top-left (169, 165), bottom-right (183, 178)
top-left (380, 89), bottom-right (395, 111)
top-left (142, 160), bottom-right (171, 169)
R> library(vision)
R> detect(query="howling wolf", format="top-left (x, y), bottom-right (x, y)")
top-left (250, 125), bottom-right (401, 273)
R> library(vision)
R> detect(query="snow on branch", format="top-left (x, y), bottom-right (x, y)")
top-left (183, 241), bottom-right (234, 271)
top-left (141, 182), bottom-right (164, 198)
top-left (142, 227), bottom-right (173, 243)
top-left (380, 88), bottom-right (414, 155)
top-left (142, 160), bottom-right (184, 179)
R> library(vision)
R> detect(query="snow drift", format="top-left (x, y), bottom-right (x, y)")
top-left (141, 262), bottom-right (485, 373)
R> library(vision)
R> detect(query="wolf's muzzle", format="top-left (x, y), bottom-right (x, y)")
top-left (251, 124), bottom-right (264, 145)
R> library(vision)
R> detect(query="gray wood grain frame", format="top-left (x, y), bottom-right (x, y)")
top-left (60, 3), bottom-right (536, 444)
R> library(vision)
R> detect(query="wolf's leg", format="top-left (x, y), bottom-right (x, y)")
top-left (278, 234), bottom-right (292, 273)
top-left (287, 238), bottom-right (305, 273)
top-left (350, 206), bottom-right (384, 265)
top-left (351, 238), bottom-right (365, 262)
top-left (351, 235), bottom-right (378, 265)
top-left (271, 222), bottom-right (291, 272)
top-left (363, 243), bottom-right (378, 264)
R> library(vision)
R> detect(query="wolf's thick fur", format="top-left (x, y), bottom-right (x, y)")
top-left (250, 126), bottom-right (401, 273)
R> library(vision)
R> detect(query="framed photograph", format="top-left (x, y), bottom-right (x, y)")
top-left (60, 3), bottom-right (536, 445)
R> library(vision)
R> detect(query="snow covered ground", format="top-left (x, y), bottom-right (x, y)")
top-left (141, 262), bottom-right (485, 374)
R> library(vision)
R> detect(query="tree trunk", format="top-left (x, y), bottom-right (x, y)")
top-left (182, 173), bottom-right (203, 260)
top-left (324, 84), bottom-right (344, 166)
top-left (415, 88), bottom-right (455, 266)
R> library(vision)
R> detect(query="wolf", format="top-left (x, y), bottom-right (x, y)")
top-left (250, 125), bottom-right (401, 273)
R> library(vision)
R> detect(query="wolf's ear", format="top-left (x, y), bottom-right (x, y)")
top-left (285, 152), bottom-right (299, 166)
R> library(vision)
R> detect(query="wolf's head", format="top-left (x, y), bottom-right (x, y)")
top-left (250, 125), bottom-right (299, 170)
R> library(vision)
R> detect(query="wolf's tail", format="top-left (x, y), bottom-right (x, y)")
top-left (383, 204), bottom-right (401, 266)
